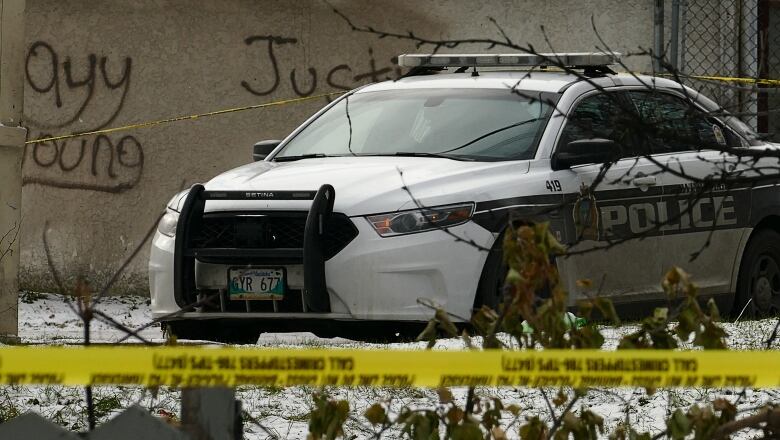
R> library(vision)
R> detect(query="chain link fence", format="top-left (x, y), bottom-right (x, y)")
top-left (678, 0), bottom-right (780, 139)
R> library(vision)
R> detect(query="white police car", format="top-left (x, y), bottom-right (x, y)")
top-left (149, 53), bottom-right (778, 342)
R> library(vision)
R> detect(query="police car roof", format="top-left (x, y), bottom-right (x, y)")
top-left (358, 71), bottom-right (683, 94)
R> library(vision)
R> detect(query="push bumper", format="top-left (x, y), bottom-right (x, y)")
top-left (173, 183), bottom-right (336, 313)
top-left (149, 184), bottom-right (495, 324)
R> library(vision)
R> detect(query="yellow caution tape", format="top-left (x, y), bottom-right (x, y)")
top-left (646, 72), bottom-right (780, 86)
top-left (682, 74), bottom-right (780, 86)
top-left (24, 91), bottom-right (345, 145)
top-left (1, 347), bottom-right (777, 388)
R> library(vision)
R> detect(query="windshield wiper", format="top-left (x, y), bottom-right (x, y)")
top-left (274, 153), bottom-right (332, 162)
top-left (439, 117), bottom-right (544, 154)
top-left (389, 152), bottom-right (474, 161)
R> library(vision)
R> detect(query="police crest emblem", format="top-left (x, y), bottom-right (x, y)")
top-left (573, 183), bottom-right (600, 240)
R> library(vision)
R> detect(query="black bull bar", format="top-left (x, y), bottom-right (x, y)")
top-left (173, 184), bottom-right (336, 313)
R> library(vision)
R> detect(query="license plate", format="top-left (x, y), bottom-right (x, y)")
top-left (228, 267), bottom-right (285, 300)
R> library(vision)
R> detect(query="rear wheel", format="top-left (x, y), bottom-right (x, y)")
top-left (735, 229), bottom-right (780, 319)
top-left (165, 320), bottom-right (261, 344)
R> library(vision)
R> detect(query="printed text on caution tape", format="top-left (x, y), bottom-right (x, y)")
top-left (0, 348), bottom-right (776, 388)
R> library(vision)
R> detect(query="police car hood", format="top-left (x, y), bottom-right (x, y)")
top-left (200, 156), bottom-right (530, 215)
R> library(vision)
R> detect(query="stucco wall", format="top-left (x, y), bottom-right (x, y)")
top-left (20, 0), bottom-right (656, 295)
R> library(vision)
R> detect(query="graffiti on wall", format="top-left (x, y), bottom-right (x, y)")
top-left (23, 41), bottom-right (144, 193)
top-left (24, 134), bottom-right (143, 193)
top-left (21, 35), bottom-right (400, 193)
top-left (241, 35), bottom-right (402, 99)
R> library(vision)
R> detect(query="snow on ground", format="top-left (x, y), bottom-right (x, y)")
top-left (18, 291), bottom-right (162, 344)
top-left (7, 292), bottom-right (780, 438)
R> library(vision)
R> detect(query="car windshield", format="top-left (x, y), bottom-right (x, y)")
top-left (275, 88), bottom-right (555, 161)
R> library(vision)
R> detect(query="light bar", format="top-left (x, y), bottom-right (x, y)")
top-left (397, 52), bottom-right (620, 68)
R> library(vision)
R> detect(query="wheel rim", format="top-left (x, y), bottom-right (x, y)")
top-left (748, 253), bottom-right (780, 316)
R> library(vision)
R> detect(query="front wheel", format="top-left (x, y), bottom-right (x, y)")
top-left (735, 229), bottom-right (780, 319)
top-left (475, 233), bottom-right (508, 311)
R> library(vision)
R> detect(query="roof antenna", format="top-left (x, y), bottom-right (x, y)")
top-left (471, 65), bottom-right (479, 77)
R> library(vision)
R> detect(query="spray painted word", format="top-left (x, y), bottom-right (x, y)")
top-left (25, 134), bottom-right (143, 193)
top-left (24, 41), bottom-right (143, 193)
top-left (241, 35), bottom-right (401, 98)
top-left (25, 41), bottom-right (132, 131)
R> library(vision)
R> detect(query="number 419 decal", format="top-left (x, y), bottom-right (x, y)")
top-left (545, 179), bottom-right (562, 192)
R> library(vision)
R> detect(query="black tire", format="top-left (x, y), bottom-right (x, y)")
top-left (165, 320), bottom-right (261, 344)
top-left (475, 232), bottom-right (508, 311)
top-left (735, 229), bottom-right (780, 319)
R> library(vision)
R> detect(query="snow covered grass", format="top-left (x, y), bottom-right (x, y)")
top-left (6, 292), bottom-right (780, 438)
top-left (18, 291), bottom-right (160, 344)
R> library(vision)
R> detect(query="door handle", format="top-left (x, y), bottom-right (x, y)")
top-left (632, 176), bottom-right (657, 187)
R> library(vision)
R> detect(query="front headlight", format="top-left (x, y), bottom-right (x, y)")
top-left (366, 203), bottom-right (475, 237)
top-left (157, 210), bottom-right (179, 237)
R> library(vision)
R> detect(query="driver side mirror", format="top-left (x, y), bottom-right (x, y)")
top-left (253, 140), bottom-right (281, 161)
top-left (551, 138), bottom-right (618, 170)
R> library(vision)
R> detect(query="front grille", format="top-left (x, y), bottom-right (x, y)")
top-left (191, 211), bottom-right (358, 260)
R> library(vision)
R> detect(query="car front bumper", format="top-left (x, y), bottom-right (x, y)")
top-left (148, 187), bottom-right (495, 324)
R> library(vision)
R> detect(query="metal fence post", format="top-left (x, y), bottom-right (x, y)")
top-left (0, 0), bottom-right (26, 342)
top-left (181, 388), bottom-right (242, 440)
top-left (654, 0), bottom-right (665, 71)
top-left (671, 0), bottom-right (681, 69)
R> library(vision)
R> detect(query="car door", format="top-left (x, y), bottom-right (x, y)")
top-left (552, 90), bottom-right (668, 305)
top-left (625, 90), bottom-right (752, 299)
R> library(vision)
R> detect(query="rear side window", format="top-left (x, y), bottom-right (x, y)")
top-left (627, 91), bottom-right (720, 154)
top-left (557, 92), bottom-right (637, 157)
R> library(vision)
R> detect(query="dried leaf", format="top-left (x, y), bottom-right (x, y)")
top-left (552, 389), bottom-right (568, 407)
top-left (364, 403), bottom-right (386, 425)
top-left (713, 398), bottom-right (737, 421)
top-left (519, 416), bottom-right (549, 440)
top-left (416, 319), bottom-right (439, 349)
top-left (446, 406), bottom-right (464, 425)
top-left (437, 387), bottom-right (454, 404)
top-left (308, 393), bottom-right (350, 440)
top-left (435, 308), bottom-right (459, 337)
top-left (576, 278), bottom-right (593, 289)
top-left (451, 421), bottom-right (482, 439)
top-left (506, 404), bottom-right (522, 416)
top-left (491, 426), bottom-right (508, 440)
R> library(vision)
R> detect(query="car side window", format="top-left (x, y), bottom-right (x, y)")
top-left (627, 91), bottom-right (722, 154)
top-left (557, 92), bottom-right (636, 157)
